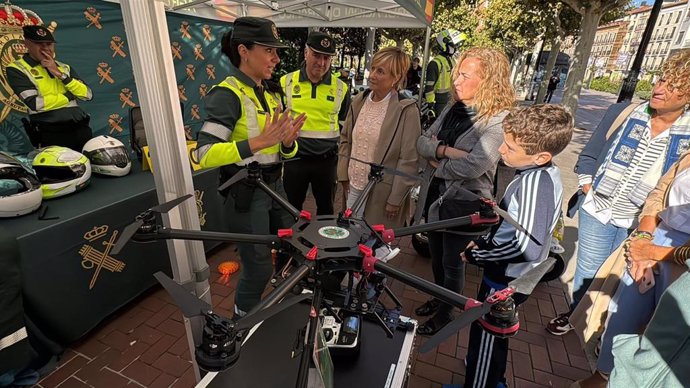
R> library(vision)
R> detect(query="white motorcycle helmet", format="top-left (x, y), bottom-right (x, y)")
top-left (82, 135), bottom-right (131, 177)
top-left (32, 146), bottom-right (91, 199)
top-left (0, 152), bottom-right (42, 217)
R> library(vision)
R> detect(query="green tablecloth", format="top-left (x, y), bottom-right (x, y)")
top-left (0, 166), bottom-right (227, 344)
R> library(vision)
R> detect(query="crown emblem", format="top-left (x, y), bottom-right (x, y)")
top-left (84, 225), bottom-right (108, 241)
top-left (0, 2), bottom-right (43, 35)
top-left (271, 24), bottom-right (279, 39)
top-left (321, 38), bottom-right (331, 48)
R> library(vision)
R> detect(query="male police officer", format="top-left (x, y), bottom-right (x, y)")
top-left (424, 29), bottom-right (466, 116)
top-left (281, 31), bottom-right (350, 215)
top-left (7, 25), bottom-right (93, 150)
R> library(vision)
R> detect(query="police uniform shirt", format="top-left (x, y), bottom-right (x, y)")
top-left (286, 66), bottom-right (350, 157)
top-left (6, 54), bottom-right (89, 124)
top-left (196, 65), bottom-right (294, 160)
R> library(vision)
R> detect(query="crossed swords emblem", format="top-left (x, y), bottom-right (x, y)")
top-left (79, 227), bottom-right (125, 290)
top-left (171, 42), bottom-right (182, 60)
top-left (84, 8), bottom-right (102, 29)
top-left (97, 63), bottom-right (114, 84)
top-left (110, 36), bottom-right (127, 58)
top-left (109, 114), bottom-right (124, 134)
top-left (120, 88), bottom-right (136, 108)
top-left (180, 22), bottom-right (191, 39)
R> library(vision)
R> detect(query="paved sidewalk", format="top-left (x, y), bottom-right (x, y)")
top-left (35, 89), bottom-right (626, 388)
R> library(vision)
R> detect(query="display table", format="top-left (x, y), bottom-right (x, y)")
top-left (197, 302), bottom-right (417, 388)
top-left (0, 165), bottom-right (227, 344)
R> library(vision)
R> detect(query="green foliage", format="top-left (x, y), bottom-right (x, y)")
top-left (275, 28), bottom-right (308, 78)
top-left (634, 79), bottom-right (653, 100)
top-left (590, 77), bottom-right (621, 94)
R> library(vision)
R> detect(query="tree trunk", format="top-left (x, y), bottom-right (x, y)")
top-left (562, 8), bottom-right (601, 115)
top-left (522, 38), bottom-right (544, 99)
top-left (340, 50), bottom-right (345, 68)
top-left (536, 37), bottom-right (562, 103)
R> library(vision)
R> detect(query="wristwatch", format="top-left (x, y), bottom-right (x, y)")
top-left (59, 72), bottom-right (68, 81)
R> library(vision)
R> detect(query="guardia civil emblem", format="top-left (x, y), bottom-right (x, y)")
top-left (0, 4), bottom-right (49, 122)
top-left (271, 24), bottom-right (279, 39)
top-left (79, 225), bottom-right (126, 290)
top-left (293, 84), bottom-right (301, 94)
top-left (321, 38), bottom-right (331, 48)
top-left (318, 226), bottom-right (350, 240)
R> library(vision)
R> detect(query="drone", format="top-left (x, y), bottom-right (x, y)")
top-left (111, 158), bottom-right (557, 388)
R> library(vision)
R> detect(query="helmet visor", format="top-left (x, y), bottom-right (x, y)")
top-left (0, 165), bottom-right (41, 194)
top-left (33, 163), bottom-right (87, 184)
top-left (86, 146), bottom-right (130, 168)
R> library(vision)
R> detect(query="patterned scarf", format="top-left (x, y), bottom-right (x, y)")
top-left (594, 103), bottom-right (690, 207)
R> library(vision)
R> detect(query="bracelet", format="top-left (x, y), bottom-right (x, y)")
top-left (631, 230), bottom-right (654, 241)
top-left (673, 246), bottom-right (690, 266)
top-left (437, 144), bottom-right (447, 159)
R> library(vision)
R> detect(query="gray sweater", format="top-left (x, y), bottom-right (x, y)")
top-left (416, 103), bottom-right (508, 223)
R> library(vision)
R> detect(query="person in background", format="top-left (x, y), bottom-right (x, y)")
top-left (544, 72), bottom-right (560, 103)
top-left (194, 17), bottom-right (306, 317)
top-left (546, 50), bottom-right (690, 336)
top-left (424, 29), bottom-right (467, 116)
top-left (7, 25), bottom-right (93, 151)
top-left (406, 57), bottom-right (422, 95)
top-left (415, 47), bottom-right (515, 335)
top-left (337, 47), bottom-right (421, 228)
top-left (280, 31), bottom-right (350, 215)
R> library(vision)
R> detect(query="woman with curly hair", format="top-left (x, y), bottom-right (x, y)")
top-left (547, 50), bottom-right (690, 345)
top-left (415, 47), bottom-right (516, 335)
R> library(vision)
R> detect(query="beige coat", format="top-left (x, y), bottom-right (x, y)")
top-left (337, 91), bottom-right (421, 228)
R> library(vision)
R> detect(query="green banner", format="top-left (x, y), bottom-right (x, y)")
top-left (0, 0), bottom-right (232, 154)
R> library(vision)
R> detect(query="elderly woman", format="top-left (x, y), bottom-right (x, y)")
top-left (571, 150), bottom-right (690, 388)
top-left (548, 50), bottom-right (690, 337)
top-left (415, 47), bottom-right (516, 335)
top-left (337, 47), bottom-right (421, 228)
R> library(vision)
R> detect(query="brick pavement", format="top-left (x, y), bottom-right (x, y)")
top-left (35, 89), bottom-right (621, 388)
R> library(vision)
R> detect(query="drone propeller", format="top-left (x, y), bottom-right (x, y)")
top-left (419, 257), bottom-right (556, 353)
top-left (340, 154), bottom-right (422, 181)
top-left (112, 194), bottom-right (193, 255)
top-left (154, 271), bottom-right (212, 317)
top-left (217, 159), bottom-right (303, 193)
top-left (154, 271), bottom-right (312, 331)
top-left (217, 168), bottom-right (248, 193)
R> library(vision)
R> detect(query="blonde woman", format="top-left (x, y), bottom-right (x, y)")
top-left (415, 47), bottom-right (516, 335)
top-left (337, 47), bottom-right (421, 228)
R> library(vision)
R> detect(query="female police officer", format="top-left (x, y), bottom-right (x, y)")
top-left (194, 17), bottom-right (306, 317)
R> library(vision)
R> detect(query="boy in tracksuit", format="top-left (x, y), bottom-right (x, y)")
top-left (461, 104), bottom-right (574, 388)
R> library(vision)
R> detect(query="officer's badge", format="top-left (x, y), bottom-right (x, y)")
top-left (293, 84), bottom-right (301, 94)
top-left (321, 38), bottom-right (331, 48)
top-left (30, 69), bottom-right (39, 76)
top-left (272, 24), bottom-right (279, 39)
top-left (37, 28), bottom-right (47, 37)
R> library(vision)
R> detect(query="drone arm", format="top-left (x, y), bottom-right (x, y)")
top-left (254, 179), bottom-right (300, 218)
top-left (134, 228), bottom-right (281, 245)
top-left (372, 260), bottom-right (471, 309)
top-left (245, 264), bottom-right (310, 317)
top-left (391, 213), bottom-right (499, 237)
top-left (350, 172), bottom-right (381, 216)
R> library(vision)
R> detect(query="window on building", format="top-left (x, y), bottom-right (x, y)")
top-left (677, 31), bottom-right (685, 44)
top-left (676, 11), bottom-right (681, 23)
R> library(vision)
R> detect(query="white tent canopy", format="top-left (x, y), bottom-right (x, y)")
top-left (165, 0), bottom-right (432, 28)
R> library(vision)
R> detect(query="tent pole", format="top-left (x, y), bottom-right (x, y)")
top-left (418, 26), bottom-right (432, 103)
top-left (120, 1), bottom-right (210, 382)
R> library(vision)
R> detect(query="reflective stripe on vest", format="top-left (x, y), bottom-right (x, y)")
top-left (8, 59), bottom-right (78, 114)
top-left (432, 55), bottom-right (453, 94)
top-left (203, 76), bottom-right (281, 165)
top-left (282, 71), bottom-right (344, 139)
top-left (0, 326), bottom-right (27, 351)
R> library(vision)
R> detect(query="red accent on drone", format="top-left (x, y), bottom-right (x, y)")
top-left (299, 210), bottom-right (312, 221)
top-left (362, 255), bottom-right (377, 274)
top-left (486, 287), bottom-right (515, 304)
top-left (358, 244), bottom-right (372, 257)
top-left (306, 246), bottom-right (318, 261)
top-left (277, 229), bottom-right (293, 238)
top-left (372, 224), bottom-right (385, 232)
top-left (479, 320), bottom-right (520, 335)
top-left (344, 208), bottom-right (353, 218)
top-left (464, 298), bottom-right (483, 310)
top-left (381, 229), bottom-right (395, 243)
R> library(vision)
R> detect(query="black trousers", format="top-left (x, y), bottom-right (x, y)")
top-left (464, 279), bottom-right (528, 388)
top-left (35, 117), bottom-right (93, 151)
top-left (427, 231), bottom-right (473, 315)
top-left (283, 154), bottom-right (337, 215)
top-left (544, 89), bottom-right (556, 103)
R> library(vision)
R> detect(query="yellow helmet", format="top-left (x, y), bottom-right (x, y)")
top-left (32, 146), bottom-right (91, 199)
